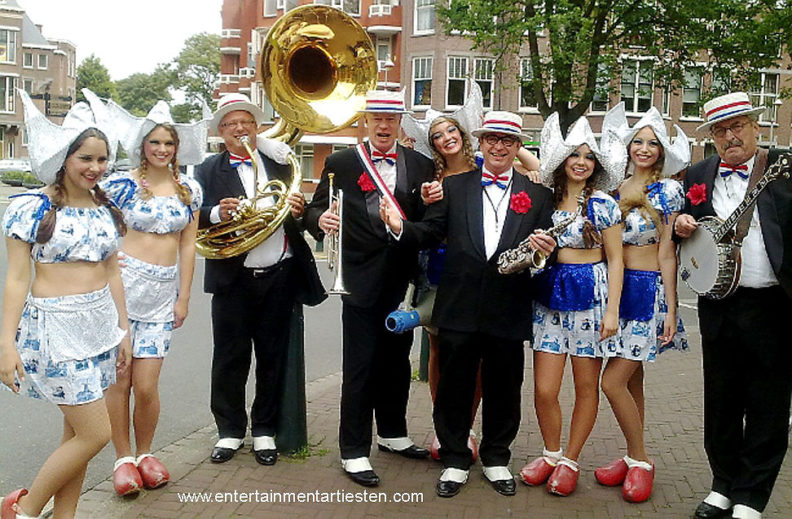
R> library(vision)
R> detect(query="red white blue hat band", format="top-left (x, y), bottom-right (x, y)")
top-left (360, 89), bottom-right (411, 114)
top-left (696, 92), bottom-right (765, 132)
top-left (471, 111), bottom-right (529, 138)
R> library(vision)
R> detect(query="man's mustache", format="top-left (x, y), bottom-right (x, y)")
top-left (722, 138), bottom-right (743, 150)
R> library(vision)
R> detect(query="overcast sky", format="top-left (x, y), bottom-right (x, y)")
top-left (19, 0), bottom-right (223, 81)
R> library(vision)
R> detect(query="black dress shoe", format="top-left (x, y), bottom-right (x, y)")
top-left (436, 479), bottom-right (464, 498)
top-left (210, 446), bottom-right (240, 463)
top-left (377, 444), bottom-right (430, 459)
top-left (253, 448), bottom-right (278, 466)
top-left (694, 501), bottom-right (731, 519)
top-left (344, 469), bottom-right (380, 487)
top-left (487, 477), bottom-right (517, 496)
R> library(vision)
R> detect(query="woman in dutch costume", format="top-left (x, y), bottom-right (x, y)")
top-left (400, 84), bottom-right (541, 460)
top-left (0, 90), bottom-right (131, 519)
top-left (518, 114), bottom-right (626, 496)
top-left (99, 100), bottom-right (205, 496)
top-left (592, 104), bottom-right (690, 503)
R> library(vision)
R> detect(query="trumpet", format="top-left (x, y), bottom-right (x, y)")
top-left (497, 195), bottom-right (583, 274)
top-left (326, 173), bottom-right (350, 295)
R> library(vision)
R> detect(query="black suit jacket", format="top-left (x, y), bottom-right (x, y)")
top-left (399, 170), bottom-right (554, 341)
top-left (304, 143), bottom-right (435, 307)
top-left (195, 150), bottom-right (326, 307)
top-left (681, 150), bottom-right (792, 301)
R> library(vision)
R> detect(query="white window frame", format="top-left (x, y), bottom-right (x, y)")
top-left (22, 51), bottom-right (32, 68)
top-left (37, 53), bottom-right (47, 70)
top-left (0, 76), bottom-right (16, 113)
top-left (414, 0), bottom-right (435, 35)
top-left (519, 58), bottom-right (540, 112)
top-left (412, 56), bottom-right (432, 110)
top-left (22, 78), bottom-right (32, 93)
top-left (474, 57), bottom-right (494, 110)
top-left (295, 144), bottom-right (315, 179)
top-left (446, 56), bottom-right (468, 109)
top-left (0, 30), bottom-right (16, 64)
top-left (751, 71), bottom-right (780, 124)
top-left (681, 65), bottom-right (704, 120)
top-left (620, 57), bottom-right (654, 114)
top-left (263, 0), bottom-right (278, 16)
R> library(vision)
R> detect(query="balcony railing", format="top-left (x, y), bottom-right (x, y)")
top-left (369, 4), bottom-right (392, 16)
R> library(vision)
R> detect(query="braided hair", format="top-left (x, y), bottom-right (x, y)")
top-left (137, 123), bottom-right (192, 206)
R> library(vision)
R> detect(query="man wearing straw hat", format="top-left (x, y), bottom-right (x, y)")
top-left (380, 110), bottom-right (556, 497)
top-left (675, 92), bottom-right (792, 519)
top-left (304, 89), bottom-right (435, 487)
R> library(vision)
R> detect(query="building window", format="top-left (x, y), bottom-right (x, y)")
top-left (0, 76), bottom-right (16, 112)
top-left (314, 0), bottom-right (360, 14)
top-left (22, 127), bottom-right (28, 147)
top-left (415, 0), bottom-right (435, 34)
top-left (620, 59), bottom-right (653, 113)
top-left (474, 58), bottom-right (494, 110)
top-left (519, 59), bottom-right (538, 110)
top-left (661, 86), bottom-right (671, 116)
top-left (590, 65), bottom-right (609, 113)
top-left (412, 56), bottom-right (432, 107)
top-left (682, 67), bottom-right (703, 118)
top-left (37, 54), bottom-right (48, 70)
top-left (710, 69), bottom-right (731, 97)
top-left (446, 56), bottom-right (468, 108)
top-left (260, 93), bottom-right (276, 122)
top-left (23, 78), bottom-right (32, 93)
top-left (264, 0), bottom-right (278, 15)
top-left (23, 51), bottom-right (32, 68)
top-left (750, 72), bottom-right (779, 123)
top-left (0, 30), bottom-right (16, 64)
top-left (332, 144), bottom-right (349, 153)
top-left (295, 144), bottom-right (315, 179)
top-left (377, 37), bottom-right (391, 63)
top-left (7, 140), bottom-right (13, 159)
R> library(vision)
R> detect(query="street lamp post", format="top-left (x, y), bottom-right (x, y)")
top-left (769, 98), bottom-right (783, 148)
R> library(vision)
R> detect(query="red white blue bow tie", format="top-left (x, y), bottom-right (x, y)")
top-left (719, 162), bottom-right (749, 180)
top-left (229, 154), bottom-right (252, 168)
top-left (372, 150), bottom-right (397, 166)
top-left (481, 171), bottom-right (510, 189)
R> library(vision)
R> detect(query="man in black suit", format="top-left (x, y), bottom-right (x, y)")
top-left (303, 90), bottom-right (434, 487)
top-left (675, 92), bottom-right (792, 519)
top-left (381, 111), bottom-right (556, 497)
top-left (195, 93), bottom-right (325, 467)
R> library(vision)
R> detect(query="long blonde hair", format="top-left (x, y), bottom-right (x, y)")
top-left (428, 116), bottom-right (476, 180)
top-left (618, 139), bottom-right (666, 230)
top-left (137, 123), bottom-right (192, 206)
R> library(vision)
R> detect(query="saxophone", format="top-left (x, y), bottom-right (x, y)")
top-left (497, 195), bottom-right (584, 274)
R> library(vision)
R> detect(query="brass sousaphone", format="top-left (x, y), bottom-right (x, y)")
top-left (196, 5), bottom-right (378, 259)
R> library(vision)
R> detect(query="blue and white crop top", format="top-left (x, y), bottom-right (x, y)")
top-left (554, 190), bottom-right (621, 249)
top-left (2, 191), bottom-right (120, 263)
top-left (620, 179), bottom-right (684, 246)
top-left (100, 171), bottom-right (203, 234)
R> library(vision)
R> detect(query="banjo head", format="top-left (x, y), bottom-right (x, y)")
top-left (679, 218), bottom-right (721, 294)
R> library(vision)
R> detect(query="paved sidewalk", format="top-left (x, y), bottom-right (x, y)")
top-left (73, 311), bottom-right (792, 519)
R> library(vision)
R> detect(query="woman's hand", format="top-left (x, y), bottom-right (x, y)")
top-left (173, 298), bottom-right (189, 329)
top-left (0, 346), bottom-right (24, 393)
top-left (379, 199), bottom-right (403, 235)
top-left (600, 310), bottom-right (619, 341)
top-left (117, 250), bottom-right (128, 269)
top-left (116, 335), bottom-right (132, 374)
top-left (421, 181), bottom-right (443, 205)
top-left (659, 310), bottom-right (677, 346)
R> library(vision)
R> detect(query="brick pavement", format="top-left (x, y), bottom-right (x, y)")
top-left (73, 307), bottom-right (792, 519)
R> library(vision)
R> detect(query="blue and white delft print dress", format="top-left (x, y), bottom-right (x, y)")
top-left (613, 178), bottom-right (688, 362)
top-left (1, 191), bottom-right (126, 405)
top-left (532, 191), bottom-right (621, 358)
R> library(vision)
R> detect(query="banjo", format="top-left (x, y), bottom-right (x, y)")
top-left (678, 154), bottom-right (790, 300)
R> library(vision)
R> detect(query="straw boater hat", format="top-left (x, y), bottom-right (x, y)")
top-left (601, 102), bottom-right (690, 177)
top-left (471, 111), bottom-right (530, 139)
top-left (105, 99), bottom-right (209, 167)
top-left (210, 93), bottom-right (267, 132)
top-left (359, 88), bottom-right (412, 114)
top-left (696, 92), bottom-right (765, 133)
top-left (539, 112), bottom-right (627, 193)
top-left (400, 79), bottom-right (483, 160)
top-left (18, 88), bottom-right (118, 185)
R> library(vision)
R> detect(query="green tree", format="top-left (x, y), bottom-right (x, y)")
top-left (76, 54), bottom-right (117, 102)
top-left (116, 65), bottom-right (175, 116)
top-left (438, 0), bottom-right (789, 131)
top-left (172, 32), bottom-right (221, 113)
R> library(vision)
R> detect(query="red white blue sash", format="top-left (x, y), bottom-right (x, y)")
top-left (355, 143), bottom-right (407, 220)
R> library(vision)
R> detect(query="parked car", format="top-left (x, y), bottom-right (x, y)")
top-left (0, 158), bottom-right (31, 173)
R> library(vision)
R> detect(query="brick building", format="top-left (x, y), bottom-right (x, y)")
top-left (0, 0), bottom-right (77, 160)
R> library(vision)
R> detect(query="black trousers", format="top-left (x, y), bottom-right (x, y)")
top-left (699, 285), bottom-right (792, 512)
top-left (210, 260), bottom-right (295, 439)
top-left (434, 329), bottom-right (524, 470)
top-left (339, 291), bottom-right (413, 459)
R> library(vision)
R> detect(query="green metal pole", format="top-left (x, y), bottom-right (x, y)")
top-left (275, 303), bottom-right (307, 454)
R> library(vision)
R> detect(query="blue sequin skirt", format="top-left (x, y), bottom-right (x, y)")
top-left (608, 269), bottom-right (689, 362)
top-left (532, 262), bottom-right (616, 358)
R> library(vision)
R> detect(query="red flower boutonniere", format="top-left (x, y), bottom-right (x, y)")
top-left (510, 191), bottom-right (532, 214)
top-left (686, 183), bottom-right (707, 206)
top-left (357, 173), bottom-right (376, 193)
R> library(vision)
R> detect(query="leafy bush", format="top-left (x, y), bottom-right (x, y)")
top-left (2, 170), bottom-right (24, 186)
top-left (22, 172), bottom-right (44, 187)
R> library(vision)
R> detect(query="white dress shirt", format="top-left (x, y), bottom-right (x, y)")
top-left (210, 152), bottom-right (293, 268)
top-left (481, 166), bottom-right (513, 260)
top-left (711, 154), bottom-right (777, 288)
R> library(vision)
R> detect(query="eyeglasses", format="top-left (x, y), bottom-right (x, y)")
top-left (220, 119), bottom-right (257, 130)
top-left (482, 134), bottom-right (520, 147)
top-left (711, 120), bottom-right (750, 138)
